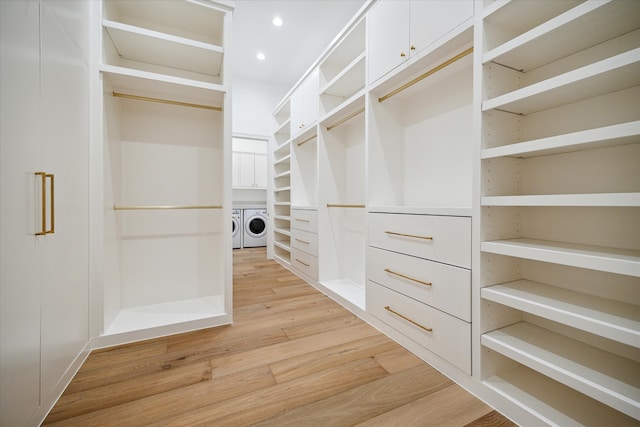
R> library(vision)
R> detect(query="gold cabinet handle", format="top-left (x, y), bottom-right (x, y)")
top-left (295, 238), bottom-right (310, 244)
top-left (410, 45), bottom-right (416, 51)
top-left (384, 231), bottom-right (433, 240)
top-left (384, 268), bottom-right (431, 286)
top-left (295, 258), bottom-right (310, 267)
top-left (384, 306), bottom-right (432, 332)
top-left (48, 173), bottom-right (54, 234)
top-left (295, 218), bottom-right (310, 223)
top-left (400, 52), bottom-right (406, 57)
top-left (35, 172), bottom-right (54, 235)
top-left (35, 172), bottom-right (46, 235)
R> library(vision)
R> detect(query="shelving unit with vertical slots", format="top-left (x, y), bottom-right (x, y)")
top-left (478, 0), bottom-right (640, 424)
top-left (271, 98), bottom-right (293, 266)
top-left (98, 0), bottom-right (233, 344)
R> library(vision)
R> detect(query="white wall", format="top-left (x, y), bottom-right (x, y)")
top-left (232, 76), bottom-right (288, 137)
top-left (232, 77), bottom-right (287, 206)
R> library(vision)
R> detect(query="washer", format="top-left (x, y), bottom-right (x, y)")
top-left (243, 208), bottom-right (267, 247)
top-left (232, 209), bottom-right (243, 249)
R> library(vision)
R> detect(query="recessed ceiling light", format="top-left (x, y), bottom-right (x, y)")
top-left (257, 52), bottom-right (266, 60)
top-left (272, 16), bottom-right (283, 27)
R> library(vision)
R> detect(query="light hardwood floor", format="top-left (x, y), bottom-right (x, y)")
top-left (44, 247), bottom-right (516, 426)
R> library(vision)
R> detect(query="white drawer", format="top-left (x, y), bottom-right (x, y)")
top-left (291, 208), bottom-right (318, 233)
top-left (368, 213), bottom-right (471, 268)
top-left (367, 247), bottom-right (470, 322)
top-left (291, 247), bottom-right (318, 280)
top-left (367, 280), bottom-right (471, 374)
top-left (291, 228), bottom-right (318, 256)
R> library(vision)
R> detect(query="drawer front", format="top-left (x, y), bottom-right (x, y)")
top-left (291, 209), bottom-right (318, 233)
top-left (291, 248), bottom-right (318, 280)
top-left (367, 280), bottom-right (471, 374)
top-left (368, 213), bottom-right (471, 268)
top-left (367, 247), bottom-right (470, 322)
top-left (291, 228), bottom-right (318, 256)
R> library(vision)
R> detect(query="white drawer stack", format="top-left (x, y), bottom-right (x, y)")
top-left (291, 208), bottom-right (318, 280)
top-left (366, 212), bottom-right (472, 374)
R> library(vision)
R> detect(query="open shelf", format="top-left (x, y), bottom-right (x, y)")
top-left (104, 296), bottom-right (225, 336)
top-left (101, 65), bottom-right (225, 107)
top-left (103, 20), bottom-right (223, 77)
top-left (481, 238), bottom-right (640, 277)
top-left (483, 1), bottom-right (640, 71)
top-left (481, 121), bottom-right (640, 159)
top-left (483, 49), bottom-right (640, 115)
top-left (320, 279), bottom-right (365, 310)
top-left (481, 193), bottom-right (640, 207)
top-left (319, 54), bottom-right (365, 115)
top-left (274, 227), bottom-right (291, 237)
top-left (483, 364), bottom-right (640, 427)
top-left (482, 281), bottom-right (640, 348)
top-left (482, 322), bottom-right (640, 419)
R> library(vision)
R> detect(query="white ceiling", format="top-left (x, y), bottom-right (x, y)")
top-left (231, 0), bottom-right (367, 88)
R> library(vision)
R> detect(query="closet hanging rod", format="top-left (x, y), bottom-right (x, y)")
top-left (113, 205), bottom-right (223, 211)
top-left (326, 107), bottom-right (365, 131)
top-left (326, 204), bottom-right (365, 208)
top-left (112, 92), bottom-right (223, 111)
top-left (378, 46), bottom-right (473, 103)
top-left (297, 134), bottom-right (317, 147)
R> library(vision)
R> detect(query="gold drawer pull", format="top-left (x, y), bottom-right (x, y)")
top-left (295, 258), bottom-right (310, 267)
top-left (384, 231), bottom-right (433, 240)
top-left (295, 218), bottom-right (310, 223)
top-left (295, 238), bottom-right (310, 244)
top-left (384, 269), bottom-right (431, 286)
top-left (384, 306), bottom-right (432, 332)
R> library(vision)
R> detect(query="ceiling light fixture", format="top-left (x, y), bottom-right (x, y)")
top-left (272, 16), bottom-right (283, 27)
top-left (257, 52), bottom-right (266, 60)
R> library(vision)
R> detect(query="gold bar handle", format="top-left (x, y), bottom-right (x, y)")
top-left (113, 205), bottom-right (222, 210)
top-left (46, 173), bottom-right (54, 234)
top-left (326, 204), bottom-right (365, 208)
top-left (35, 172), bottom-right (47, 235)
top-left (295, 238), bottom-right (310, 244)
top-left (295, 258), bottom-right (310, 267)
top-left (384, 268), bottom-right (431, 286)
top-left (384, 306), bottom-right (432, 332)
top-left (295, 218), bottom-right (310, 223)
top-left (384, 231), bottom-right (433, 240)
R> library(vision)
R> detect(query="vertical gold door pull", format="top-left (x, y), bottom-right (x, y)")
top-left (35, 172), bottom-right (54, 235)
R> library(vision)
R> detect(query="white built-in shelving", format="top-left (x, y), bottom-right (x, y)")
top-left (271, 98), bottom-right (293, 266)
top-left (479, 0), bottom-right (640, 424)
top-left (100, 0), bottom-right (232, 341)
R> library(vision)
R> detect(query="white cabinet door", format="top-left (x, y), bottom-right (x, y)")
top-left (39, 0), bottom-right (89, 401)
top-left (410, 0), bottom-right (473, 53)
top-left (254, 153), bottom-right (267, 188)
top-left (232, 151), bottom-right (241, 187)
top-left (290, 69), bottom-right (319, 137)
top-left (367, 0), bottom-right (410, 84)
top-left (238, 152), bottom-right (255, 187)
top-left (0, 2), bottom-right (43, 425)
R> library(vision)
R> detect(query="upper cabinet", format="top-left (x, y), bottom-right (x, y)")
top-left (291, 68), bottom-right (320, 137)
top-left (368, 0), bottom-right (473, 84)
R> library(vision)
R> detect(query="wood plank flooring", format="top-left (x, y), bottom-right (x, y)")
top-left (44, 247), bottom-right (517, 426)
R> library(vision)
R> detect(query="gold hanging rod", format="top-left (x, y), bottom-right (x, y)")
top-left (112, 92), bottom-right (223, 111)
top-left (326, 204), bottom-right (365, 208)
top-left (113, 205), bottom-right (223, 211)
top-left (297, 134), bottom-right (317, 147)
top-left (326, 107), bottom-right (365, 131)
top-left (378, 46), bottom-right (474, 103)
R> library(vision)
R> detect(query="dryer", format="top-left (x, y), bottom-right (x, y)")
top-left (243, 208), bottom-right (267, 247)
top-left (232, 209), bottom-right (243, 249)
